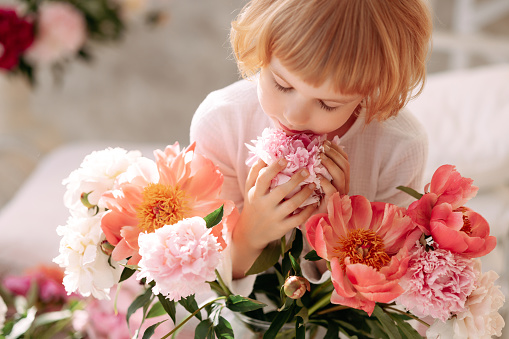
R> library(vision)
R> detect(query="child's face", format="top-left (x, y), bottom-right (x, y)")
top-left (258, 57), bottom-right (364, 137)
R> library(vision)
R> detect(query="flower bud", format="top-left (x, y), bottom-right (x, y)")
top-left (100, 240), bottom-right (115, 256)
top-left (283, 276), bottom-right (310, 299)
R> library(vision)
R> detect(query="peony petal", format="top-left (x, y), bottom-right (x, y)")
top-left (349, 195), bottom-right (373, 230)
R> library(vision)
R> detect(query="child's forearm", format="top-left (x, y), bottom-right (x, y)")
top-left (230, 225), bottom-right (264, 279)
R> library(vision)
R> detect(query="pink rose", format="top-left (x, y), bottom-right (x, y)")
top-left (305, 194), bottom-right (421, 316)
top-left (136, 217), bottom-right (223, 301)
top-left (26, 2), bottom-right (86, 64)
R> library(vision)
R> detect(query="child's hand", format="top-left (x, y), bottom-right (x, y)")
top-left (231, 158), bottom-right (317, 278)
top-left (317, 140), bottom-right (350, 213)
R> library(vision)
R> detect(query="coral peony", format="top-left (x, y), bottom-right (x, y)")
top-left (54, 214), bottom-right (122, 299)
top-left (305, 193), bottom-right (421, 315)
top-left (25, 2), bottom-right (86, 64)
top-left (63, 147), bottom-right (145, 217)
top-left (100, 142), bottom-right (237, 265)
top-left (137, 217), bottom-right (222, 301)
top-left (0, 8), bottom-right (34, 70)
top-left (246, 128), bottom-right (340, 208)
top-left (426, 261), bottom-right (505, 339)
top-left (397, 246), bottom-right (476, 322)
top-left (407, 165), bottom-right (496, 258)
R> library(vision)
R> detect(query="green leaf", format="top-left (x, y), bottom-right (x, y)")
top-left (246, 240), bottom-right (282, 275)
top-left (146, 301), bottom-right (167, 318)
top-left (225, 295), bottom-right (266, 312)
top-left (195, 319), bottom-right (215, 339)
top-left (289, 228), bottom-right (304, 259)
top-left (388, 312), bottom-right (423, 339)
top-left (295, 316), bottom-right (305, 339)
top-left (396, 186), bottom-right (423, 200)
top-left (142, 320), bottom-right (167, 339)
top-left (288, 252), bottom-right (301, 276)
top-left (127, 288), bottom-right (153, 326)
top-left (119, 266), bottom-right (136, 283)
top-left (214, 316), bottom-right (235, 339)
top-left (324, 321), bottom-right (339, 339)
top-left (304, 250), bottom-right (321, 261)
top-left (157, 294), bottom-right (176, 324)
top-left (262, 304), bottom-right (296, 339)
top-left (204, 205), bottom-right (224, 229)
top-left (372, 304), bottom-right (401, 339)
top-left (179, 295), bottom-right (202, 321)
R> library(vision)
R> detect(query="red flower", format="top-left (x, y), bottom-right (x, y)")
top-left (407, 165), bottom-right (496, 258)
top-left (0, 8), bottom-right (34, 70)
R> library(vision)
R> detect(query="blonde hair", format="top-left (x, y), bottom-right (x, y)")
top-left (230, 0), bottom-right (432, 122)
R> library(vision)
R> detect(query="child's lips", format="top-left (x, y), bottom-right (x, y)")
top-left (278, 122), bottom-right (311, 135)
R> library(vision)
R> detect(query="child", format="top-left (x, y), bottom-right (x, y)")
top-left (190, 0), bottom-right (432, 291)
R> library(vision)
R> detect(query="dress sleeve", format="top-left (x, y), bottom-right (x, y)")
top-left (189, 93), bottom-right (257, 296)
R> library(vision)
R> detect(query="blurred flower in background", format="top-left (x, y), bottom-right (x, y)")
top-left (0, 0), bottom-right (168, 85)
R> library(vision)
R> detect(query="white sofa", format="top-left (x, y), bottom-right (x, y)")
top-left (1, 64), bottom-right (508, 335)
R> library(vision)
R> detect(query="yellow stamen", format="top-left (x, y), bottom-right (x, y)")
top-left (136, 183), bottom-right (190, 233)
top-left (336, 229), bottom-right (390, 271)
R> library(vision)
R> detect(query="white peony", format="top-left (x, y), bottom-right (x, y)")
top-left (427, 262), bottom-right (505, 339)
top-left (63, 147), bottom-right (144, 217)
top-left (0, 295), bottom-right (6, 329)
top-left (53, 213), bottom-right (122, 299)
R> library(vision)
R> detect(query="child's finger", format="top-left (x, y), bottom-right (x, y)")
top-left (278, 183), bottom-right (316, 215)
top-left (320, 153), bottom-right (349, 194)
top-left (253, 158), bottom-right (288, 196)
top-left (245, 159), bottom-right (267, 191)
top-left (319, 175), bottom-right (338, 196)
top-left (283, 202), bottom-right (318, 231)
top-left (323, 141), bottom-right (349, 175)
top-left (270, 169), bottom-right (310, 203)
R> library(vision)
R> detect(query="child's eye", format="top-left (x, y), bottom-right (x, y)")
top-left (319, 100), bottom-right (338, 112)
top-left (274, 80), bottom-right (292, 93)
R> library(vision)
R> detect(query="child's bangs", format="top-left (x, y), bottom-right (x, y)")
top-left (266, 0), bottom-right (383, 97)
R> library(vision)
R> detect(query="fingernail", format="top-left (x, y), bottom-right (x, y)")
top-left (279, 158), bottom-right (287, 166)
top-left (324, 144), bottom-right (331, 152)
top-left (301, 170), bottom-right (309, 177)
top-left (308, 183), bottom-right (316, 190)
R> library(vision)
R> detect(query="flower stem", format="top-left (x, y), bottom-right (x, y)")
top-left (160, 296), bottom-right (227, 339)
top-left (215, 269), bottom-right (232, 296)
top-left (310, 279), bottom-right (332, 298)
top-left (383, 305), bottom-right (430, 327)
top-left (316, 305), bottom-right (349, 315)
top-left (307, 291), bottom-right (332, 316)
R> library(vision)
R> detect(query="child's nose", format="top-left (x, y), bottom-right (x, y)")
top-left (284, 104), bottom-right (309, 126)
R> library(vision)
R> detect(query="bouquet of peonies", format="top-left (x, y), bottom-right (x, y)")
top-left (48, 137), bottom-right (506, 338)
top-left (52, 142), bottom-right (270, 338)
top-left (0, 0), bottom-right (168, 85)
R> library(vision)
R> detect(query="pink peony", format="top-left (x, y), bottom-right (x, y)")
top-left (137, 217), bottom-right (223, 301)
top-left (246, 128), bottom-right (340, 208)
top-left (73, 279), bottom-right (175, 339)
top-left (397, 246), bottom-right (476, 322)
top-left (305, 193), bottom-right (421, 316)
top-left (426, 261), bottom-right (505, 339)
top-left (0, 8), bottom-right (34, 70)
top-left (25, 2), bottom-right (86, 64)
top-left (100, 142), bottom-right (237, 265)
top-left (407, 165), bottom-right (496, 258)
top-left (3, 265), bottom-right (72, 311)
